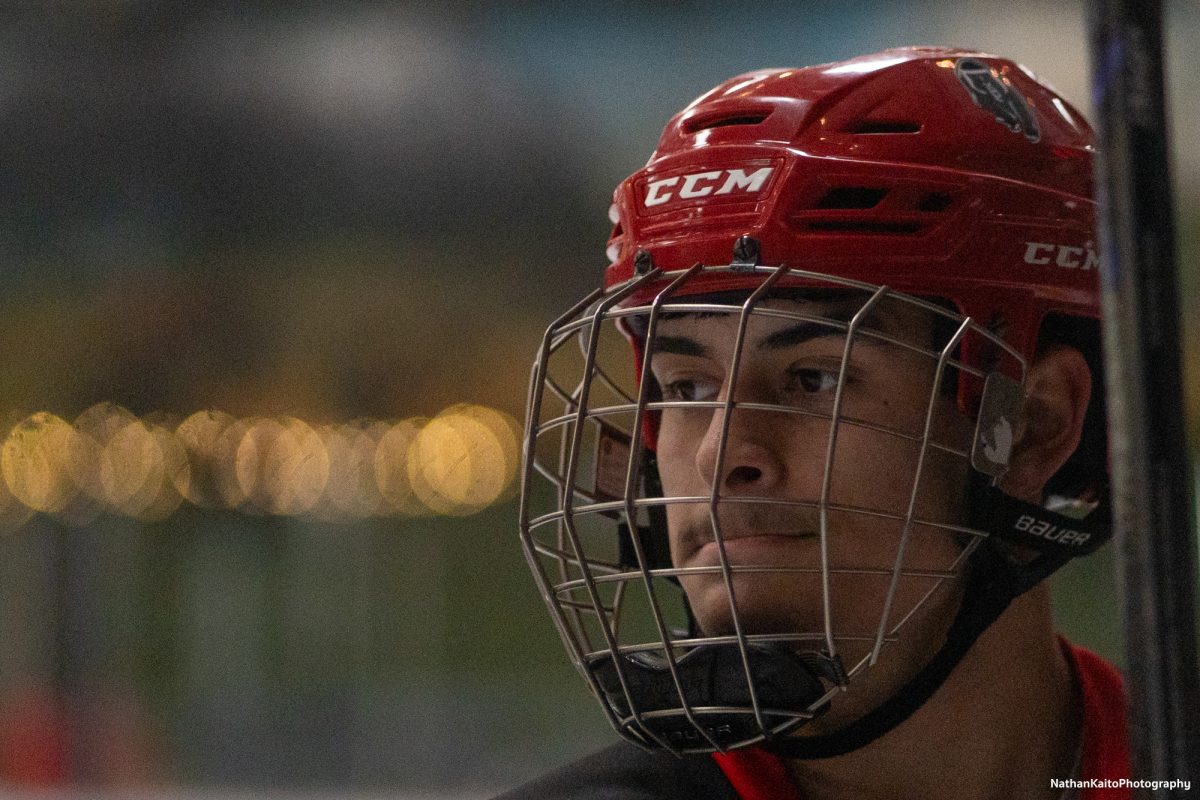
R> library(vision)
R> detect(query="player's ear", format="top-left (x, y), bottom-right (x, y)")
top-left (998, 344), bottom-right (1092, 503)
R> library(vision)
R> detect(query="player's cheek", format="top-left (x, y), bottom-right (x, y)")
top-left (654, 412), bottom-right (702, 494)
top-left (826, 428), bottom-right (918, 512)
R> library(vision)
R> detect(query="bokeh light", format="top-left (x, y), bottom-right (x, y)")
top-left (236, 416), bottom-right (330, 516)
top-left (1, 412), bottom-right (78, 515)
top-left (320, 419), bottom-right (391, 520)
top-left (0, 403), bottom-right (521, 528)
top-left (373, 417), bottom-right (429, 517)
top-left (133, 424), bottom-right (187, 522)
top-left (174, 410), bottom-right (236, 508)
top-left (407, 405), bottom-right (521, 515)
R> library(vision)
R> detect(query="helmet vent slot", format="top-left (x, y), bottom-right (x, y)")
top-left (815, 187), bottom-right (888, 209)
top-left (917, 192), bottom-right (953, 212)
top-left (683, 111), bottom-right (771, 133)
top-left (850, 120), bottom-right (922, 134)
top-left (806, 220), bottom-right (922, 234)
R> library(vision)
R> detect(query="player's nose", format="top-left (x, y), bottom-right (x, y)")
top-left (694, 388), bottom-right (787, 494)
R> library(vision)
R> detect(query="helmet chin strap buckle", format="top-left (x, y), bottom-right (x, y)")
top-left (588, 642), bottom-right (843, 751)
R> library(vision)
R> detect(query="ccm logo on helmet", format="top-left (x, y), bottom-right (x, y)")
top-left (644, 167), bottom-right (775, 207)
top-left (1022, 241), bottom-right (1100, 270)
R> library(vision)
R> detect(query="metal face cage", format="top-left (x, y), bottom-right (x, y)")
top-left (518, 264), bottom-right (1028, 756)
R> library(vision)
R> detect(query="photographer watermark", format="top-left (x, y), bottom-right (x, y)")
top-left (1051, 778), bottom-right (1191, 792)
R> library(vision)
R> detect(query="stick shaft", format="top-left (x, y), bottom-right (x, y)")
top-left (1088, 0), bottom-right (1200, 793)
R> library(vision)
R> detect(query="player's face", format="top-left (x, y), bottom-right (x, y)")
top-left (648, 296), bottom-right (974, 684)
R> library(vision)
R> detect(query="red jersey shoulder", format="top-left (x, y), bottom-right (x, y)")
top-left (1061, 638), bottom-right (1131, 796)
top-left (711, 639), bottom-right (1131, 800)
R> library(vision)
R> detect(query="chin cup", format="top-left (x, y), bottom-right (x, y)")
top-left (588, 642), bottom-right (845, 750)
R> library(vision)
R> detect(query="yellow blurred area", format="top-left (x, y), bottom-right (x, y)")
top-left (407, 404), bottom-right (520, 516)
top-left (0, 402), bottom-right (522, 530)
top-left (1, 412), bottom-right (78, 514)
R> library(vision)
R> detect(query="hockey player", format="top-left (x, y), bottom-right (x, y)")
top-left (506, 48), bottom-right (1129, 799)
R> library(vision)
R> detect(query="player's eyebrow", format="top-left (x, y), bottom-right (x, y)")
top-left (755, 307), bottom-right (887, 350)
top-left (647, 310), bottom-right (725, 357)
top-left (651, 307), bottom-right (889, 357)
top-left (651, 335), bottom-right (707, 357)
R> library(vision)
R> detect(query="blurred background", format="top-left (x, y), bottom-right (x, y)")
top-left (0, 1), bottom-right (1196, 797)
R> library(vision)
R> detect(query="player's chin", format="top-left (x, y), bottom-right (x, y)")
top-left (682, 573), bottom-right (826, 640)
top-left (680, 576), bottom-right (943, 667)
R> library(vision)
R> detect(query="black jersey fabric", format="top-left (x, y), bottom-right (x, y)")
top-left (493, 742), bottom-right (739, 799)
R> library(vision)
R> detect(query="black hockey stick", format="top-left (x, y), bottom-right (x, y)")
top-left (1087, 1), bottom-right (1200, 796)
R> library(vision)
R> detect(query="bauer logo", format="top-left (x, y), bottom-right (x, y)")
top-left (1022, 241), bottom-right (1100, 270)
top-left (1014, 514), bottom-right (1091, 547)
top-left (643, 166), bottom-right (775, 208)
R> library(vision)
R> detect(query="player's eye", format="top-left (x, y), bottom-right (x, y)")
top-left (786, 367), bottom-right (839, 395)
top-left (660, 377), bottom-right (719, 402)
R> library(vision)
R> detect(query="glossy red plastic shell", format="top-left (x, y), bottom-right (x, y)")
top-left (603, 47), bottom-right (1099, 371)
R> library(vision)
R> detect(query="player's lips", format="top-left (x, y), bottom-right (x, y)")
top-left (714, 531), bottom-right (819, 542)
top-left (686, 531), bottom-right (818, 567)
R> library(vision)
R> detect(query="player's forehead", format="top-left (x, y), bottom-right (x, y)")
top-left (648, 291), bottom-right (943, 352)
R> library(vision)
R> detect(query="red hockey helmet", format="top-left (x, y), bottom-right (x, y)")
top-left (604, 47), bottom-right (1097, 359)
